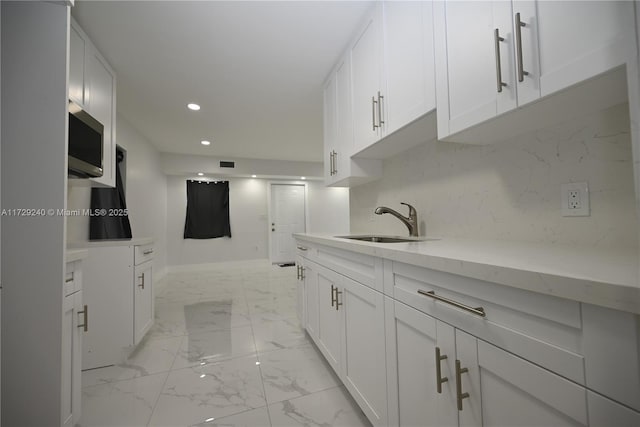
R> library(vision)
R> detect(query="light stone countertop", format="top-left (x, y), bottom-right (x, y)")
top-left (66, 249), bottom-right (88, 263)
top-left (294, 233), bottom-right (640, 315)
top-left (67, 237), bottom-right (153, 249)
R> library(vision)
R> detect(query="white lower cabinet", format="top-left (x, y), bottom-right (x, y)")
top-left (62, 259), bottom-right (85, 427)
top-left (82, 242), bottom-right (154, 369)
top-left (134, 260), bottom-right (153, 345)
top-left (296, 240), bottom-right (640, 427)
top-left (303, 259), bottom-right (388, 426)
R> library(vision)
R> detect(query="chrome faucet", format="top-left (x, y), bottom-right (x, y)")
top-left (374, 203), bottom-right (419, 237)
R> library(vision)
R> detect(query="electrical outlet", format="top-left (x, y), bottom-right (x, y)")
top-left (562, 182), bottom-right (589, 217)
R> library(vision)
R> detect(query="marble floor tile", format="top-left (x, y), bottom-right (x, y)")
top-left (189, 407), bottom-right (271, 427)
top-left (148, 356), bottom-right (266, 426)
top-left (259, 344), bottom-right (340, 404)
top-left (267, 386), bottom-right (370, 427)
top-left (83, 336), bottom-right (183, 387)
top-left (81, 372), bottom-right (168, 427)
top-left (172, 325), bottom-right (257, 369)
top-left (82, 262), bottom-right (368, 427)
top-left (252, 318), bottom-right (310, 353)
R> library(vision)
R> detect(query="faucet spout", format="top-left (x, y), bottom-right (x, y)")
top-left (374, 202), bottom-right (419, 237)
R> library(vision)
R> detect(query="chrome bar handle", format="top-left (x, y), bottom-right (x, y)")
top-left (331, 284), bottom-right (337, 307)
top-left (330, 151), bottom-right (334, 175)
top-left (417, 290), bottom-right (486, 317)
top-left (300, 266), bottom-right (305, 281)
top-left (494, 29), bottom-right (507, 93)
top-left (65, 276), bottom-right (74, 284)
top-left (515, 12), bottom-right (529, 82)
top-left (335, 288), bottom-right (343, 311)
top-left (296, 265), bottom-right (301, 280)
top-left (377, 91), bottom-right (384, 127)
top-left (296, 246), bottom-right (307, 251)
top-left (332, 150), bottom-right (338, 175)
top-left (138, 274), bottom-right (145, 289)
top-left (143, 249), bottom-right (154, 255)
top-left (372, 96), bottom-right (379, 130)
top-left (78, 304), bottom-right (88, 332)
top-left (455, 359), bottom-right (470, 411)
top-left (435, 347), bottom-right (449, 393)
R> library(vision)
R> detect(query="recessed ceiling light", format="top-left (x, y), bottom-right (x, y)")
top-left (187, 103), bottom-right (200, 111)
top-left (201, 140), bottom-right (211, 146)
top-left (197, 172), bottom-right (204, 176)
top-left (251, 175), bottom-right (257, 178)
top-left (301, 177), bottom-right (306, 180)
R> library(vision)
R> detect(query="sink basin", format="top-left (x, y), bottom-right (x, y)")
top-left (336, 235), bottom-right (434, 243)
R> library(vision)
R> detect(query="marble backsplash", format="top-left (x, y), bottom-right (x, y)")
top-left (350, 103), bottom-right (638, 250)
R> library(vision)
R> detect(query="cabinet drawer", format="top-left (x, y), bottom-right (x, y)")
top-left (315, 244), bottom-right (383, 292)
top-left (134, 244), bottom-right (154, 266)
top-left (388, 261), bottom-right (585, 384)
top-left (295, 242), bottom-right (315, 259)
top-left (64, 261), bottom-right (82, 296)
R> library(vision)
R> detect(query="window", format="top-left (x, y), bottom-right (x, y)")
top-left (183, 180), bottom-right (231, 239)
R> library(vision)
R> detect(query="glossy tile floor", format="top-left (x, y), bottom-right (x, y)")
top-left (80, 260), bottom-right (371, 427)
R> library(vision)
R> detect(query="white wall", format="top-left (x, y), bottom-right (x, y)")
top-left (67, 114), bottom-right (168, 278)
top-left (166, 177), bottom-right (269, 266)
top-left (166, 177), bottom-right (349, 267)
top-left (1, 2), bottom-right (69, 423)
top-left (350, 103), bottom-right (638, 250)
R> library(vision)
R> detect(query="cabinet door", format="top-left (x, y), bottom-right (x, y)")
top-left (134, 261), bottom-right (153, 345)
top-left (304, 261), bottom-right (319, 340)
top-left (535, 0), bottom-right (635, 98)
top-left (351, 4), bottom-right (384, 152)
top-left (341, 277), bottom-right (387, 426)
top-left (437, 1), bottom-right (501, 136)
top-left (69, 22), bottom-right (86, 106)
top-left (386, 299), bottom-right (439, 427)
top-left (86, 49), bottom-right (116, 188)
top-left (295, 256), bottom-right (305, 326)
top-left (383, 0), bottom-right (436, 135)
top-left (435, 322), bottom-right (460, 427)
top-left (316, 267), bottom-right (342, 373)
top-left (323, 73), bottom-right (337, 184)
top-left (333, 54), bottom-right (353, 181)
top-left (62, 291), bottom-right (83, 427)
top-left (587, 391), bottom-right (640, 427)
top-left (473, 337), bottom-right (588, 427)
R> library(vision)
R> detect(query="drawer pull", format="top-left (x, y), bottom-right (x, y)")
top-left (143, 249), bottom-right (154, 255)
top-left (515, 12), bottom-right (529, 82)
top-left (335, 288), bottom-right (342, 311)
top-left (78, 305), bottom-right (88, 332)
top-left (455, 359), bottom-right (470, 411)
top-left (331, 285), bottom-right (337, 307)
top-left (417, 290), bottom-right (486, 317)
top-left (435, 346), bottom-right (448, 393)
top-left (296, 246), bottom-right (307, 251)
top-left (65, 275), bottom-right (74, 284)
top-left (300, 266), bottom-right (305, 281)
top-left (296, 265), bottom-right (301, 280)
top-left (138, 274), bottom-right (145, 289)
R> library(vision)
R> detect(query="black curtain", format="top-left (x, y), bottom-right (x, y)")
top-left (184, 180), bottom-right (231, 239)
top-left (89, 152), bottom-right (132, 240)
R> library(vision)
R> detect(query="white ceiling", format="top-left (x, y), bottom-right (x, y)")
top-left (72, 1), bottom-right (373, 163)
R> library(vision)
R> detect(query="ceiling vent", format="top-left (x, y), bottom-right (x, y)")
top-left (219, 161), bottom-right (235, 168)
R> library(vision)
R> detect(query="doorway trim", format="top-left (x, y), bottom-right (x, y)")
top-left (266, 181), bottom-right (309, 264)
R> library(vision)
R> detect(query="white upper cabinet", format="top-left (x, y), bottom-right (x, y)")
top-left (383, 0), bottom-right (436, 136)
top-left (69, 24), bottom-right (86, 106)
top-left (323, 53), bottom-right (382, 187)
top-left (535, 0), bottom-right (636, 97)
top-left (435, 0), bottom-right (635, 142)
top-left (85, 50), bottom-right (117, 188)
top-left (351, 1), bottom-right (437, 155)
top-left (69, 18), bottom-right (117, 188)
top-left (351, 4), bottom-right (384, 153)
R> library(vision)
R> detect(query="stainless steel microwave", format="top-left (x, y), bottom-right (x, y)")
top-left (68, 100), bottom-right (104, 178)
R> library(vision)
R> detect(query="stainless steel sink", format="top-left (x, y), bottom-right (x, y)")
top-left (336, 235), bottom-right (435, 243)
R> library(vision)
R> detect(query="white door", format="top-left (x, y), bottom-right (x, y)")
top-left (270, 184), bottom-right (306, 264)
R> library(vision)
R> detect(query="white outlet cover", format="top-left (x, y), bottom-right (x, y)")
top-left (561, 182), bottom-right (590, 217)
